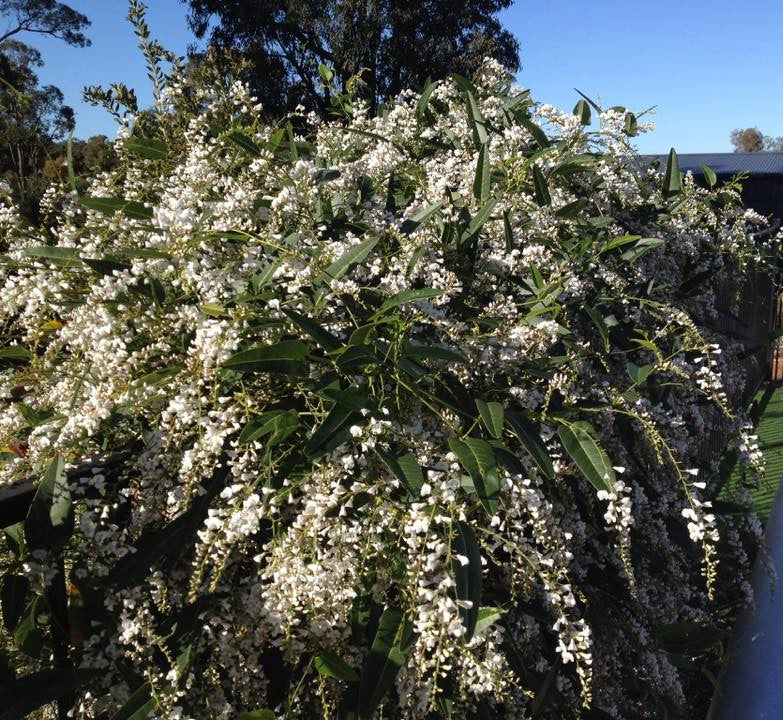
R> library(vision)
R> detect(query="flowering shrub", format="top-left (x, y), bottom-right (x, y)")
top-left (0, 21), bottom-right (776, 720)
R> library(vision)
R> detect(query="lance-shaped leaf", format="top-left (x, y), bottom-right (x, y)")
top-left (402, 342), bottom-right (466, 364)
top-left (416, 77), bottom-right (438, 119)
top-left (0, 346), bottom-right (32, 361)
top-left (532, 165), bottom-right (551, 206)
top-left (627, 362), bottom-right (653, 385)
top-left (315, 649), bottom-right (360, 682)
top-left (400, 202), bottom-right (443, 234)
top-left (22, 245), bottom-right (82, 267)
top-left (224, 340), bottom-right (310, 376)
top-left (238, 410), bottom-right (299, 445)
top-left (573, 98), bottom-right (591, 125)
top-left (620, 237), bottom-right (664, 263)
top-left (375, 446), bottom-right (424, 495)
top-left (453, 74), bottom-right (488, 147)
top-left (356, 608), bottom-right (415, 719)
top-left (124, 137), bottom-right (168, 160)
top-left (584, 306), bottom-right (611, 352)
top-left (460, 196), bottom-right (498, 246)
top-left (375, 288), bottom-right (444, 316)
top-left (448, 437), bottom-right (500, 514)
top-left (82, 196), bottom-right (153, 220)
top-left (1, 575), bottom-right (29, 631)
top-left (451, 521), bottom-right (482, 640)
top-left (519, 117), bottom-right (550, 148)
top-left (322, 236), bottom-right (380, 282)
top-left (556, 420), bottom-right (615, 492)
top-left (24, 456), bottom-right (72, 551)
top-left (307, 403), bottom-right (361, 457)
top-left (476, 399), bottom-right (504, 439)
top-left (473, 143), bottom-right (490, 202)
top-left (662, 147), bottom-right (682, 197)
top-left (0, 668), bottom-right (95, 720)
top-left (282, 308), bottom-right (340, 352)
top-left (227, 131), bottom-right (261, 157)
top-left (506, 411), bottom-right (555, 480)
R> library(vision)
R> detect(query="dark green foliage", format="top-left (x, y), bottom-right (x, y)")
top-left (180, 0), bottom-right (520, 117)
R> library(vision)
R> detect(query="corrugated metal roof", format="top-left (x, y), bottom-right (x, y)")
top-left (643, 153), bottom-right (783, 176)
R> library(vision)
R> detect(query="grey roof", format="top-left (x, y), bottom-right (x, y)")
top-left (643, 153), bottom-right (783, 176)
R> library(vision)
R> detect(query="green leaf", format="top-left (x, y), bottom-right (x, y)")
top-left (476, 399), bottom-right (504, 439)
top-left (557, 420), bottom-right (615, 492)
top-left (532, 165), bottom-right (551, 206)
top-left (554, 198), bottom-right (588, 218)
top-left (623, 112), bottom-right (638, 136)
top-left (573, 99), bottom-right (591, 125)
top-left (376, 288), bottom-right (443, 315)
top-left (416, 77), bottom-right (438, 119)
top-left (375, 447), bottom-right (424, 495)
top-left (236, 712), bottom-right (276, 720)
top-left (307, 404), bottom-right (360, 457)
top-left (22, 245), bottom-right (81, 266)
top-left (356, 608), bottom-right (415, 719)
top-left (12, 598), bottom-right (43, 657)
top-left (0, 668), bottom-right (94, 720)
top-left (318, 63), bottom-right (334, 82)
top-left (0, 346), bottom-right (32, 361)
top-left (224, 341), bottom-right (310, 375)
top-left (322, 236), bottom-right (380, 281)
top-left (662, 147), bottom-right (682, 197)
top-left (400, 202), bottom-right (443, 234)
top-left (402, 343), bottom-right (466, 364)
top-left (699, 164), bottom-right (717, 188)
top-left (282, 308), bottom-right (340, 352)
top-left (602, 234), bottom-right (641, 252)
top-left (238, 410), bottom-right (299, 445)
top-left (474, 607), bottom-right (505, 638)
top-left (448, 437), bottom-right (500, 515)
top-left (519, 117), bottom-right (550, 148)
top-left (82, 196), bottom-right (153, 220)
top-left (24, 455), bottom-right (73, 550)
top-left (460, 196), bottom-right (498, 245)
top-left (124, 137), bottom-right (168, 160)
top-left (584, 306), bottom-right (610, 352)
top-left (314, 649), bottom-right (359, 682)
top-left (227, 131), bottom-right (261, 157)
top-left (83, 256), bottom-right (132, 275)
top-left (108, 682), bottom-right (154, 720)
top-left (451, 521), bottom-right (482, 640)
top-left (503, 212), bottom-right (514, 252)
top-left (574, 89), bottom-right (603, 114)
top-left (620, 237), bottom-right (665, 263)
top-left (1, 575), bottom-right (29, 631)
top-left (505, 411), bottom-right (555, 480)
top-left (473, 143), bottom-right (490, 202)
top-left (627, 362), bottom-right (653, 385)
top-left (453, 74), bottom-right (488, 147)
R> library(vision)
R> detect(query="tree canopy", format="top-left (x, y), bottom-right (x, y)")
top-left (0, 0), bottom-right (90, 47)
top-left (730, 126), bottom-right (783, 153)
top-left (181, 0), bottom-right (520, 116)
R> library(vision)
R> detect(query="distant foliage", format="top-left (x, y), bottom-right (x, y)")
top-left (730, 126), bottom-right (783, 153)
top-left (0, 8), bottom-right (776, 720)
top-left (181, 0), bottom-right (520, 117)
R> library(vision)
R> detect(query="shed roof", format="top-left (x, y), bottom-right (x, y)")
top-left (643, 153), bottom-right (783, 176)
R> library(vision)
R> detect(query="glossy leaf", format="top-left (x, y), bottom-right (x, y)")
top-left (82, 196), bottom-right (153, 220)
top-left (400, 202), bottom-right (443, 234)
top-left (627, 362), bottom-right (653, 385)
top-left (314, 649), bottom-right (359, 682)
top-left (376, 288), bottom-right (443, 315)
top-left (476, 399), bottom-right (504, 439)
top-left (322, 236), bottom-right (380, 280)
top-left (0, 346), bottom-right (32, 361)
top-left (224, 341), bottom-right (310, 375)
top-left (24, 455), bottom-right (72, 551)
top-left (573, 98), bottom-right (591, 125)
top-left (505, 411), bottom-right (555, 480)
top-left (448, 437), bottom-right (500, 514)
top-left (124, 137), bottom-right (168, 160)
top-left (356, 608), bottom-right (415, 719)
top-left (451, 521), bottom-right (482, 640)
top-left (532, 165), bottom-right (551, 206)
top-left (662, 147), bottom-right (682, 197)
top-left (474, 606), bottom-right (505, 638)
top-left (1, 575), bottom-right (29, 631)
top-left (557, 420), bottom-right (615, 492)
top-left (700, 164), bottom-right (717, 188)
top-left (375, 447), bottom-right (424, 495)
top-left (473, 142), bottom-right (490, 202)
top-left (620, 237), bottom-right (664, 263)
top-left (282, 308), bottom-right (340, 352)
top-left (227, 131), bottom-right (261, 157)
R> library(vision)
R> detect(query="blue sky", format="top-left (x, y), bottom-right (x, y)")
top-left (22, 0), bottom-right (783, 154)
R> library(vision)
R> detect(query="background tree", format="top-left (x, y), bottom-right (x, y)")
top-left (181, 0), bottom-right (520, 117)
top-left (0, 0), bottom-right (91, 218)
top-left (730, 126), bottom-right (783, 153)
top-left (0, 0), bottom-right (90, 47)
